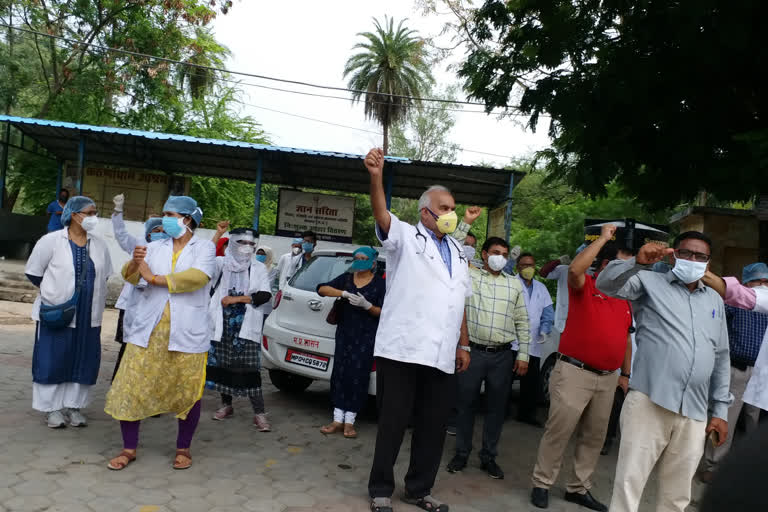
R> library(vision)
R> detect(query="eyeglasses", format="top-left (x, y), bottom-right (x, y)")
top-left (674, 249), bottom-right (710, 263)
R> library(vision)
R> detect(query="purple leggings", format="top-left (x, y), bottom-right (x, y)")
top-left (120, 400), bottom-right (201, 450)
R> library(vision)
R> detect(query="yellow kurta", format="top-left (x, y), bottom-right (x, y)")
top-left (105, 251), bottom-right (209, 421)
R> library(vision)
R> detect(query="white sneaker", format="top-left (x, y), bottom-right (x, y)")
top-left (67, 409), bottom-right (87, 427)
top-left (46, 410), bottom-right (67, 429)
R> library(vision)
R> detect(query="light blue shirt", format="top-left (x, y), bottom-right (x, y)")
top-left (596, 257), bottom-right (732, 421)
top-left (429, 229), bottom-right (452, 277)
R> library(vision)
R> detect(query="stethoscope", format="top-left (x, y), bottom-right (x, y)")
top-left (415, 225), bottom-right (467, 264)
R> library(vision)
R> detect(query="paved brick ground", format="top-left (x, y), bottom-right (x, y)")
top-left (0, 300), bottom-right (702, 512)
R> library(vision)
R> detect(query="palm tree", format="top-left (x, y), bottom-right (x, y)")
top-left (178, 27), bottom-right (231, 100)
top-left (343, 16), bottom-right (433, 154)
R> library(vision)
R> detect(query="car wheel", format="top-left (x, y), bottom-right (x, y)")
top-left (539, 356), bottom-right (556, 404)
top-left (268, 369), bottom-right (313, 393)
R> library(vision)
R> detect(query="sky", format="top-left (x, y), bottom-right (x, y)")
top-left (210, 0), bottom-right (551, 168)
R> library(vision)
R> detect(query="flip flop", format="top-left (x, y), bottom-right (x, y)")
top-left (173, 449), bottom-right (192, 470)
top-left (107, 450), bottom-right (136, 471)
top-left (370, 497), bottom-right (393, 512)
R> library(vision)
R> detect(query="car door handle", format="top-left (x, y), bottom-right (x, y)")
top-left (307, 299), bottom-right (323, 311)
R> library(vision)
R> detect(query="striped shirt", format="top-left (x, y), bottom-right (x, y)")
top-left (465, 266), bottom-right (531, 361)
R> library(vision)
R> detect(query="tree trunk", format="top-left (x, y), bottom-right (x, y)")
top-left (383, 121), bottom-right (389, 156)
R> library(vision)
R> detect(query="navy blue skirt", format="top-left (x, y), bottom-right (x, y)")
top-left (32, 240), bottom-right (101, 385)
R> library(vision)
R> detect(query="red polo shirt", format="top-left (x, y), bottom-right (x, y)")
top-left (559, 274), bottom-right (631, 371)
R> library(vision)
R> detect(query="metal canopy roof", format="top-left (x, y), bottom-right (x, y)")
top-left (0, 115), bottom-right (523, 206)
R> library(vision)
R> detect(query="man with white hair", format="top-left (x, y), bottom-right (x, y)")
top-left (364, 148), bottom-right (472, 512)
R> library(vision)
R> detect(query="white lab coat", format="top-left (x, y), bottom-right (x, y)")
top-left (111, 213), bottom-right (142, 310)
top-left (123, 235), bottom-right (216, 353)
top-left (25, 227), bottom-right (113, 328)
top-left (276, 251), bottom-right (304, 290)
top-left (374, 212), bottom-right (472, 374)
top-left (545, 264), bottom-right (570, 334)
top-left (742, 287), bottom-right (768, 410)
top-left (208, 259), bottom-right (271, 343)
top-left (517, 275), bottom-right (553, 358)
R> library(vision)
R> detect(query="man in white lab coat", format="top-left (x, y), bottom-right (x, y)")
top-left (364, 148), bottom-right (472, 512)
top-left (275, 237), bottom-right (303, 290)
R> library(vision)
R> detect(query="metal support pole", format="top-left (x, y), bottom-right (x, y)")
top-left (55, 161), bottom-right (63, 197)
top-left (504, 173), bottom-right (515, 243)
top-left (76, 135), bottom-right (86, 195)
top-left (384, 163), bottom-right (394, 210)
top-left (0, 122), bottom-right (9, 210)
top-left (252, 155), bottom-right (263, 231)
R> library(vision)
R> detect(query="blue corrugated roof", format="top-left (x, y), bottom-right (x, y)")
top-left (0, 115), bottom-right (521, 205)
top-left (0, 114), bottom-right (412, 163)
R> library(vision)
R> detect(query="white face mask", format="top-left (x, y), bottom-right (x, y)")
top-left (487, 254), bottom-right (508, 272)
top-left (291, 247), bottom-right (301, 256)
top-left (671, 257), bottom-right (707, 284)
top-left (236, 243), bottom-right (254, 256)
top-left (80, 215), bottom-right (98, 232)
top-left (463, 245), bottom-right (476, 261)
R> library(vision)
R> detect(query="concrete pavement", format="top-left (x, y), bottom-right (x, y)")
top-left (0, 300), bottom-right (701, 512)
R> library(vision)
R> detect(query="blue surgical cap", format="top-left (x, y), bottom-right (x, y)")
top-left (61, 196), bottom-right (96, 226)
top-left (163, 195), bottom-right (203, 226)
top-left (742, 263), bottom-right (768, 284)
top-left (353, 246), bottom-right (379, 260)
top-left (144, 217), bottom-right (164, 237)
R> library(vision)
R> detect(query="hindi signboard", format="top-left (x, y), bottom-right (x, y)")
top-left (276, 189), bottom-right (355, 243)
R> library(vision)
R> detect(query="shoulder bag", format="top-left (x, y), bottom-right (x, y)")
top-left (39, 241), bottom-right (90, 329)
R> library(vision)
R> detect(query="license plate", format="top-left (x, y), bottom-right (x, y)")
top-left (285, 349), bottom-right (329, 372)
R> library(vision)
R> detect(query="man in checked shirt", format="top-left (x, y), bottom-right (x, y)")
top-left (447, 207), bottom-right (531, 480)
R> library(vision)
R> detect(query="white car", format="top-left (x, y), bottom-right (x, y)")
top-left (536, 331), bottom-right (561, 404)
top-left (262, 249), bottom-right (384, 395)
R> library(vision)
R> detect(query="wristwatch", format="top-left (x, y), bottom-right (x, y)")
top-left (458, 345), bottom-right (471, 353)
top-left (620, 372), bottom-right (631, 378)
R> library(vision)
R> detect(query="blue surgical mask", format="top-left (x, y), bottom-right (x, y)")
top-left (255, 254), bottom-right (267, 263)
top-left (149, 232), bottom-right (170, 242)
top-left (302, 242), bottom-right (314, 253)
top-left (162, 216), bottom-right (186, 239)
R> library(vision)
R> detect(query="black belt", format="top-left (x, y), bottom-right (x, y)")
top-left (557, 353), bottom-right (614, 376)
top-left (470, 341), bottom-right (512, 353)
top-left (731, 359), bottom-right (754, 371)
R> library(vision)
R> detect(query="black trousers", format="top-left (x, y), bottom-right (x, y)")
top-left (517, 355), bottom-right (541, 420)
top-left (605, 387), bottom-right (625, 441)
top-left (111, 309), bottom-right (126, 383)
top-left (368, 357), bottom-right (455, 499)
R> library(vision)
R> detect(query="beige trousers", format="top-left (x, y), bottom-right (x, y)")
top-left (609, 391), bottom-right (706, 512)
top-left (532, 359), bottom-right (617, 493)
top-left (702, 365), bottom-right (760, 471)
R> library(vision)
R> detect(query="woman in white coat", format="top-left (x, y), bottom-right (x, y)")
top-left (206, 228), bottom-right (273, 431)
top-left (110, 193), bottom-right (169, 381)
top-left (25, 196), bottom-right (113, 428)
top-left (105, 195), bottom-right (216, 471)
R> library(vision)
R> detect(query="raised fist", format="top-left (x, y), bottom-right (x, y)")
top-left (463, 206), bottom-right (482, 224)
top-left (113, 193), bottom-right (125, 213)
top-left (364, 148), bottom-right (384, 177)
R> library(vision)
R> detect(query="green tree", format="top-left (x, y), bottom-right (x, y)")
top-left (343, 16), bottom-right (433, 154)
top-left (389, 84), bottom-right (460, 162)
top-left (451, 0), bottom-right (768, 208)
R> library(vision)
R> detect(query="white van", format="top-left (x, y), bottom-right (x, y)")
top-left (262, 249), bottom-right (384, 395)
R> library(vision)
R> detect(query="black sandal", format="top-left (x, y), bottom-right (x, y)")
top-left (370, 497), bottom-right (393, 512)
top-left (402, 494), bottom-right (449, 512)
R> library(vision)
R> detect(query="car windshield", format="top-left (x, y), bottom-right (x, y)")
top-left (289, 254), bottom-right (385, 292)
